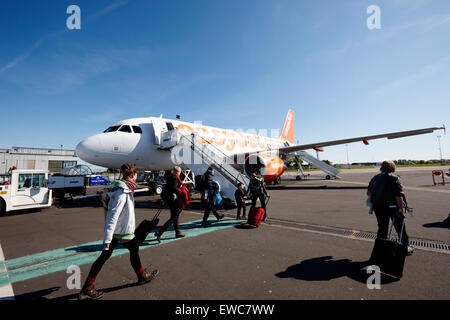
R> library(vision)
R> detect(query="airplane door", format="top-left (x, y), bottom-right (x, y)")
top-left (151, 118), bottom-right (168, 146)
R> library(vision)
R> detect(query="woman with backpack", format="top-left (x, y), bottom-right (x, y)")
top-left (79, 163), bottom-right (158, 300)
top-left (154, 166), bottom-right (186, 242)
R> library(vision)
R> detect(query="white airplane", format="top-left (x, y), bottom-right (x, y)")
top-left (76, 109), bottom-right (445, 183)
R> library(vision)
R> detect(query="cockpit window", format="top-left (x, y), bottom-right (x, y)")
top-left (132, 126), bottom-right (142, 134)
top-left (103, 126), bottom-right (120, 133)
top-left (119, 125), bottom-right (132, 133)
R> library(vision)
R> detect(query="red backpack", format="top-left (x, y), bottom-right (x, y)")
top-left (173, 173), bottom-right (191, 209)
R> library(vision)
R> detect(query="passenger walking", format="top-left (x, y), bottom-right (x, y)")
top-left (234, 182), bottom-right (247, 220)
top-left (202, 180), bottom-right (224, 226)
top-left (367, 160), bottom-right (414, 255)
top-left (154, 166), bottom-right (186, 242)
top-left (248, 171), bottom-right (270, 221)
top-left (203, 166), bottom-right (215, 196)
top-left (79, 163), bottom-right (158, 300)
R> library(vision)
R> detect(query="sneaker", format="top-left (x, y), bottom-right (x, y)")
top-left (201, 221), bottom-right (211, 227)
top-left (138, 269), bottom-right (159, 285)
top-left (407, 246), bottom-right (415, 256)
top-left (217, 215), bottom-right (225, 222)
top-left (78, 285), bottom-right (104, 300)
top-left (175, 233), bottom-right (185, 239)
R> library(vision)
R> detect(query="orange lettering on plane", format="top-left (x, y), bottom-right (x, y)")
top-left (211, 129), bottom-right (225, 145)
top-left (196, 126), bottom-right (213, 144)
top-left (236, 132), bottom-right (247, 148)
top-left (177, 124), bottom-right (194, 134)
top-left (248, 135), bottom-right (258, 148)
top-left (224, 131), bottom-right (236, 152)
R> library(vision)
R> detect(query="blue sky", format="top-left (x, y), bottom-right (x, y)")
top-left (1, 0), bottom-right (449, 164)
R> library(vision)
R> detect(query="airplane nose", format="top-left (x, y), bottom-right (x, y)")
top-left (76, 135), bottom-right (102, 163)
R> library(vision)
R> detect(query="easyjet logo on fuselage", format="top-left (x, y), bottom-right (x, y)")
top-left (176, 123), bottom-right (282, 153)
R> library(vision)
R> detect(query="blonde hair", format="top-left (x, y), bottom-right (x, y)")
top-left (380, 160), bottom-right (396, 173)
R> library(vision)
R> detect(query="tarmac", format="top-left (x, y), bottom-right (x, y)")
top-left (0, 166), bottom-right (449, 300)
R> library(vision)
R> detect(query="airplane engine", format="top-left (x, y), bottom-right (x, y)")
top-left (245, 153), bottom-right (286, 183)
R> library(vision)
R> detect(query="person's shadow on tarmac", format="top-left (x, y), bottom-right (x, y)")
top-left (276, 256), bottom-right (399, 285)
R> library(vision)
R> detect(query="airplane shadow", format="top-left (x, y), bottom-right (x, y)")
top-left (276, 256), bottom-right (399, 285)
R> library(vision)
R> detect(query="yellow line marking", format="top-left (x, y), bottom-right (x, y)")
top-left (349, 230), bottom-right (359, 238)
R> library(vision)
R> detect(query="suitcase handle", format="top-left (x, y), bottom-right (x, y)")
top-left (388, 216), bottom-right (406, 244)
top-left (153, 208), bottom-right (162, 221)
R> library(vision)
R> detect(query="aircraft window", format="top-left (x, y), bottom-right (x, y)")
top-left (103, 126), bottom-right (120, 133)
top-left (119, 125), bottom-right (132, 133)
top-left (132, 126), bottom-right (142, 134)
top-left (166, 122), bottom-right (174, 130)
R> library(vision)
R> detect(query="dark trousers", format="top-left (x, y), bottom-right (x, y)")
top-left (203, 203), bottom-right (220, 223)
top-left (87, 238), bottom-right (142, 280)
top-left (159, 203), bottom-right (182, 235)
top-left (374, 209), bottom-right (409, 246)
top-left (250, 193), bottom-right (267, 220)
top-left (236, 203), bottom-right (246, 218)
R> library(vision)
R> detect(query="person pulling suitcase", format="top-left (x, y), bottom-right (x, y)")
top-left (367, 161), bottom-right (414, 255)
top-left (369, 216), bottom-right (408, 279)
top-left (248, 172), bottom-right (270, 222)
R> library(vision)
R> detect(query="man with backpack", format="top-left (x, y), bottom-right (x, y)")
top-left (154, 166), bottom-right (187, 242)
top-left (202, 178), bottom-right (224, 226)
top-left (248, 171), bottom-right (270, 222)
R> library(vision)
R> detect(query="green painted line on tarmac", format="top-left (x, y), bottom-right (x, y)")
top-left (0, 218), bottom-right (243, 286)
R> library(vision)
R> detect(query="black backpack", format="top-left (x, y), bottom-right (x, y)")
top-left (195, 174), bottom-right (206, 192)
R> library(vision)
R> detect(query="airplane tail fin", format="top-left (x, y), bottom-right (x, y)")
top-left (280, 109), bottom-right (294, 144)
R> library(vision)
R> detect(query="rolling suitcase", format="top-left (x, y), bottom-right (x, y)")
top-left (369, 217), bottom-right (407, 279)
top-left (135, 208), bottom-right (162, 245)
top-left (247, 198), bottom-right (269, 227)
top-left (247, 207), bottom-right (265, 227)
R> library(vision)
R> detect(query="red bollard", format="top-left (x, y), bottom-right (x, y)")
top-left (432, 170), bottom-right (445, 186)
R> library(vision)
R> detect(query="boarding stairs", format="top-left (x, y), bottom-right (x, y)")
top-left (294, 151), bottom-right (340, 179)
top-left (161, 130), bottom-right (249, 202)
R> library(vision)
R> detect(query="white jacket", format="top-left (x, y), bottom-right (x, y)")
top-left (103, 182), bottom-right (135, 244)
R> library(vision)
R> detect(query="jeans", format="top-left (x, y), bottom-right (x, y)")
top-left (236, 203), bottom-right (246, 218)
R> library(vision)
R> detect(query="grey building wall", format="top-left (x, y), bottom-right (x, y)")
top-left (0, 147), bottom-right (78, 174)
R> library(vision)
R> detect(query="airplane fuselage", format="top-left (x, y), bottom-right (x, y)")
top-left (76, 116), bottom-right (288, 171)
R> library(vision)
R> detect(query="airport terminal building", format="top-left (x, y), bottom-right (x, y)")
top-left (0, 147), bottom-right (78, 174)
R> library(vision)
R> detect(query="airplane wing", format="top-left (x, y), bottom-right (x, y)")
top-left (252, 126), bottom-right (445, 155)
